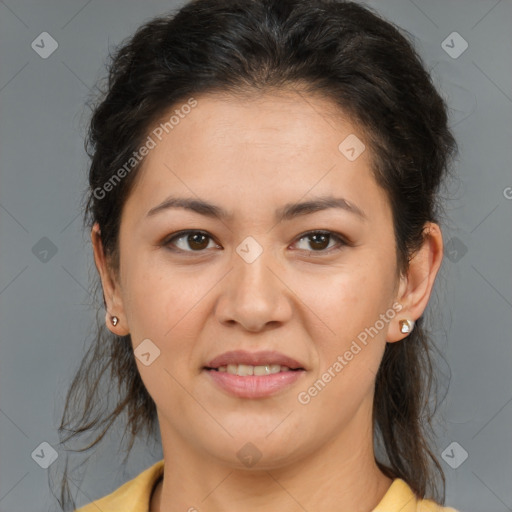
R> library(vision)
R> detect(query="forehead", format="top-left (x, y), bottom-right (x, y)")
top-left (174, 89), bottom-right (361, 151)
top-left (122, 90), bottom-right (388, 224)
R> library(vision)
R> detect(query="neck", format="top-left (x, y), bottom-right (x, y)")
top-left (151, 418), bottom-right (393, 512)
top-left (151, 456), bottom-right (391, 512)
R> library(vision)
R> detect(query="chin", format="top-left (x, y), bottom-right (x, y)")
top-left (198, 429), bottom-right (309, 471)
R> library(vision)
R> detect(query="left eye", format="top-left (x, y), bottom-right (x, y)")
top-left (293, 231), bottom-right (346, 252)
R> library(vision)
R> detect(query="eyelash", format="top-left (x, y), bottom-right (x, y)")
top-left (162, 230), bottom-right (350, 256)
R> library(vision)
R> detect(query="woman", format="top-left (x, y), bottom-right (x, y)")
top-left (55, 0), bottom-right (460, 510)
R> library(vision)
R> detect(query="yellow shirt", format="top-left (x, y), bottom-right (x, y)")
top-left (74, 459), bottom-right (459, 512)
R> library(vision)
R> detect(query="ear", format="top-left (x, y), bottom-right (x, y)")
top-left (387, 222), bottom-right (443, 342)
top-left (91, 222), bottom-right (130, 336)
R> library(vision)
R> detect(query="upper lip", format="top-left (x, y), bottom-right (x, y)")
top-left (205, 350), bottom-right (305, 370)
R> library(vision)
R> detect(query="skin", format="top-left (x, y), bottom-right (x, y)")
top-left (91, 90), bottom-right (443, 512)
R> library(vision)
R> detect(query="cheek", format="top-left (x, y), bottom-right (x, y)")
top-left (296, 266), bottom-right (391, 416)
top-left (301, 257), bottom-right (394, 349)
top-left (122, 253), bottom-right (194, 335)
top-left (121, 263), bottom-right (205, 402)
top-left (121, 258), bottom-right (210, 376)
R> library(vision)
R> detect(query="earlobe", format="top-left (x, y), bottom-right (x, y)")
top-left (387, 222), bottom-right (443, 343)
top-left (91, 222), bottom-right (129, 335)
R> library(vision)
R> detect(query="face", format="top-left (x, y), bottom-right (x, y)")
top-left (94, 90), bottom-right (417, 469)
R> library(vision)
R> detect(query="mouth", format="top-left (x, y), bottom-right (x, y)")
top-left (206, 363), bottom-right (303, 376)
top-left (204, 349), bottom-right (305, 373)
top-left (203, 350), bottom-right (306, 398)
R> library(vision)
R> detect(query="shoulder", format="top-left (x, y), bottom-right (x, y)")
top-left (74, 459), bottom-right (164, 512)
top-left (417, 499), bottom-right (460, 512)
top-left (74, 467), bottom-right (460, 512)
top-left (372, 478), bottom-right (460, 512)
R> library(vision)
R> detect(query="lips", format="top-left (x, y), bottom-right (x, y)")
top-left (205, 350), bottom-right (305, 370)
top-left (203, 350), bottom-right (306, 398)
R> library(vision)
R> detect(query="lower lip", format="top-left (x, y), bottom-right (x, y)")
top-left (205, 369), bottom-right (305, 398)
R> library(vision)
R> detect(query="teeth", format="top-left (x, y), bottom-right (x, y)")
top-left (236, 364), bottom-right (253, 376)
top-left (217, 364), bottom-right (290, 375)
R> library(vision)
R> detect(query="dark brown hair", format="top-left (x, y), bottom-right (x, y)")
top-left (50, 0), bottom-right (457, 509)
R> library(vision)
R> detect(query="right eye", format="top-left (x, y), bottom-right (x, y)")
top-left (163, 230), bottom-right (221, 253)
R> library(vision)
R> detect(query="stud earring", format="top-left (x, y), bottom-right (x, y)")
top-left (399, 319), bottom-right (414, 334)
top-left (111, 316), bottom-right (119, 326)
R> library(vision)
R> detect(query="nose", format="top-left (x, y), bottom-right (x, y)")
top-left (215, 245), bottom-right (293, 332)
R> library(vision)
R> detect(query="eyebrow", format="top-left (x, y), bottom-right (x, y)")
top-left (146, 195), bottom-right (367, 222)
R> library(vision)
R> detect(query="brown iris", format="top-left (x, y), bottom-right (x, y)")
top-left (187, 232), bottom-right (210, 250)
top-left (307, 233), bottom-right (330, 251)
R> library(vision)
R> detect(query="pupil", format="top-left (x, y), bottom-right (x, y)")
top-left (310, 233), bottom-right (328, 250)
top-left (189, 233), bottom-right (208, 250)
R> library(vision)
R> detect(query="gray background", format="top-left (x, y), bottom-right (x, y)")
top-left (1, 1), bottom-right (511, 511)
